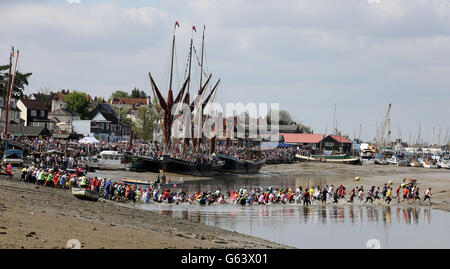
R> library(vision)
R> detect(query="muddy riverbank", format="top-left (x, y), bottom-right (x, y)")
top-left (1, 162), bottom-right (449, 249)
top-left (0, 172), bottom-right (286, 249)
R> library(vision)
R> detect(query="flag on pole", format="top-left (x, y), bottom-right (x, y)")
top-left (192, 26), bottom-right (196, 32)
top-left (175, 21), bottom-right (180, 27)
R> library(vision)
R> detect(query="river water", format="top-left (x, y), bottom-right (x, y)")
top-left (90, 163), bottom-right (450, 248)
top-left (138, 203), bottom-right (450, 249)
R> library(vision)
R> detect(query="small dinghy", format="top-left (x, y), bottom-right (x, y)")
top-left (72, 188), bottom-right (100, 201)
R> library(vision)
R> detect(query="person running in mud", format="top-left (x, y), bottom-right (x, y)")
top-left (365, 186), bottom-right (375, 204)
top-left (358, 186), bottom-right (364, 203)
top-left (5, 163), bottom-right (13, 179)
top-left (382, 184), bottom-right (387, 199)
top-left (302, 190), bottom-right (311, 206)
top-left (348, 188), bottom-right (356, 203)
top-left (423, 188), bottom-right (432, 204)
top-left (402, 187), bottom-right (410, 202)
top-left (321, 187), bottom-right (328, 205)
top-left (374, 187), bottom-right (381, 201)
top-left (395, 185), bottom-right (401, 203)
top-left (385, 187), bottom-right (392, 205)
top-left (333, 188), bottom-right (339, 203)
top-left (413, 187), bottom-right (420, 203)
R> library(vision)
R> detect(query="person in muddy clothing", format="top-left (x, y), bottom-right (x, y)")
top-left (302, 190), bottom-right (311, 206)
top-left (348, 188), bottom-right (356, 203)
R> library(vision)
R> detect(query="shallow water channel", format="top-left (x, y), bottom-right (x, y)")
top-left (139, 203), bottom-right (450, 249)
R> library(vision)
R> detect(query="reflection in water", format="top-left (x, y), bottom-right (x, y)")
top-left (149, 205), bottom-right (432, 226)
top-left (140, 203), bottom-right (449, 248)
top-left (383, 207), bottom-right (391, 223)
top-left (424, 208), bottom-right (431, 225)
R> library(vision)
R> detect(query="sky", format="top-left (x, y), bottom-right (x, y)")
top-left (1, 0), bottom-right (450, 144)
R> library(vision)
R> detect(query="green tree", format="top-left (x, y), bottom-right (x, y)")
top-left (113, 107), bottom-right (132, 126)
top-left (111, 90), bottom-right (129, 99)
top-left (0, 64), bottom-right (32, 99)
top-left (266, 109), bottom-right (293, 125)
top-left (133, 106), bottom-right (157, 140)
top-left (65, 91), bottom-right (90, 119)
top-left (130, 87), bottom-right (147, 98)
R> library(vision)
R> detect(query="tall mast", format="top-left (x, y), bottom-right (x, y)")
top-left (182, 26), bottom-right (195, 154)
top-left (199, 25), bottom-right (205, 94)
top-left (195, 26), bottom-right (206, 153)
top-left (166, 21), bottom-right (179, 149)
top-left (3, 47), bottom-right (14, 136)
top-left (187, 26), bottom-right (196, 94)
top-left (169, 21), bottom-right (179, 93)
top-left (359, 123), bottom-right (362, 141)
top-left (332, 103), bottom-right (336, 134)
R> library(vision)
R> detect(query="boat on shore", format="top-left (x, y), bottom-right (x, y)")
top-left (295, 154), bottom-right (362, 165)
top-left (374, 159), bottom-right (388, 165)
top-left (437, 159), bottom-right (450, 169)
top-left (160, 155), bottom-right (224, 177)
top-left (216, 154), bottom-right (266, 173)
top-left (423, 161), bottom-right (439, 169)
top-left (71, 187), bottom-right (99, 201)
top-left (137, 156), bottom-right (161, 172)
top-left (122, 178), bottom-right (184, 189)
top-left (84, 151), bottom-right (132, 171)
top-left (2, 149), bottom-right (24, 166)
top-left (409, 159), bottom-right (422, 167)
top-left (386, 156), bottom-right (408, 166)
top-left (122, 178), bottom-right (153, 186)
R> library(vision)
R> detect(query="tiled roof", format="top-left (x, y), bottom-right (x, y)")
top-left (112, 98), bottom-right (148, 105)
top-left (19, 99), bottom-right (49, 110)
top-left (328, 135), bottom-right (352, 143)
top-left (281, 133), bottom-right (324, 144)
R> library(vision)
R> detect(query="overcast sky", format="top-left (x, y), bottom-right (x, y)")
top-left (1, 0), bottom-right (450, 144)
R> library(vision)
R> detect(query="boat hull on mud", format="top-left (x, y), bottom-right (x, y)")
top-left (138, 156), bottom-right (161, 173)
top-left (216, 154), bottom-right (266, 173)
top-left (295, 154), bottom-right (362, 165)
top-left (71, 188), bottom-right (99, 201)
top-left (160, 156), bottom-right (224, 177)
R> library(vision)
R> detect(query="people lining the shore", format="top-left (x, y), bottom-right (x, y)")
top-left (0, 134), bottom-right (434, 207)
top-left (2, 163), bottom-right (433, 208)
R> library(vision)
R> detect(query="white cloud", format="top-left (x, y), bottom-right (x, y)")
top-left (1, 0), bottom-right (449, 140)
top-left (67, 0), bottom-right (81, 4)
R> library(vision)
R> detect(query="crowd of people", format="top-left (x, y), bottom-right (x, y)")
top-left (0, 135), bottom-right (434, 208)
top-left (6, 135), bottom-right (300, 165)
top-left (3, 161), bottom-right (434, 208)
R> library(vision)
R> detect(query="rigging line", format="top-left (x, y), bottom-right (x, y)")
top-left (183, 48), bottom-right (190, 81)
top-left (193, 45), bottom-right (209, 78)
top-left (204, 44), bottom-right (209, 81)
top-left (174, 40), bottom-right (181, 91)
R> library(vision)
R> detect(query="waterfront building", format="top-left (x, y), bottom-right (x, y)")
top-left (72, 103), bottom-right (130, 142)
top-left (16, 99), bottom-right (50, 128)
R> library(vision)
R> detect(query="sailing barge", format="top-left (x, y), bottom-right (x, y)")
top-left (216, 154), bottom-right (266, 173)
top-left (147, 22), bottom-right (266, 175)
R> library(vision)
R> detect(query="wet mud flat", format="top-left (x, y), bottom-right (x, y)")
top-left (0, 173), bottom-right (287, 249)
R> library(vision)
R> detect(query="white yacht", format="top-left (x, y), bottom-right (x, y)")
top-left (84, 151), bottom-right (131, 171)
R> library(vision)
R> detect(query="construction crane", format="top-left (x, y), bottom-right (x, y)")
top-left (377, 103), bottom-right (391, 152)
